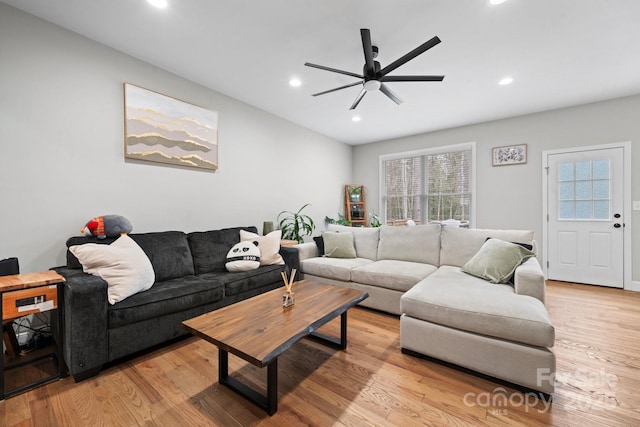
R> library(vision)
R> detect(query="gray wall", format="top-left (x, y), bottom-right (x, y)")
top-left (0, 5), bottom-right (351, 272)
top-left (353, 95), bottom-right (640, 285)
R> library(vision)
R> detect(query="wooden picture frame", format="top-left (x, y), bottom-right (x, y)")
top-left (492, 144), bottom-right (527, 166)
top-left (124, 83), bottom-right (218, 170)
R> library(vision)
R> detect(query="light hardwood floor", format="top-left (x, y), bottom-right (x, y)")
top-left (2, 281), bottom-right (639, 426)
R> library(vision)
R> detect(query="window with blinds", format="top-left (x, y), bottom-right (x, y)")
top-left (381, 144), bottom-right (473, 225)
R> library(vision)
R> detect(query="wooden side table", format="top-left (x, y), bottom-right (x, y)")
top-left (280, 239), bottom-right (299, 248)
top-left (0, 271), bottom-right (66, 400)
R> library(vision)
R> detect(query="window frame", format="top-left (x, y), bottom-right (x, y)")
top-left (378, 142), bottom-right (476, 227)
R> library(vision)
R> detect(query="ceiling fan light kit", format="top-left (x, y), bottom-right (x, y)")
top-left (305, 28), bottom-right (444, 110)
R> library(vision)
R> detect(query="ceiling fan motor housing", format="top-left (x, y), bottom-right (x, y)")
top-left (363, 60), bottom-right (382, 81)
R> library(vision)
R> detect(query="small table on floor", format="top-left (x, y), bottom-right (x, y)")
top-left (0, 271), bottom-right (66, 400)
top-left (182, 280), bottom-right (368, 415)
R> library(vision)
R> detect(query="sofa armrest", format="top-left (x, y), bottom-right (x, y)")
top-left (295, 242), bottom-right (319, 261)
top-left (54, 267), bottom-right (109, 380)
top-left (513, 257), bottom-right (546, 304)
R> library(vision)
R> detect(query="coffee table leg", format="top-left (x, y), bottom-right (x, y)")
top-left (267, 359), bottom-right (278, 415)
top-left (308, 311), bottom-right (348, 350)
top-left (218, 349), bottom-right (278, 416)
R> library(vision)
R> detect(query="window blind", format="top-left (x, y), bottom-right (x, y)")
top-left (382, 147), bottom-right (472, 225)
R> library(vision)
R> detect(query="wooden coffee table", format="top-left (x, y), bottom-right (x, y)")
top-left (182, 280), bottom-right (368, 415)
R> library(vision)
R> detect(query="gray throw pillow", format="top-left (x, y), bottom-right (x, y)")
top-left (462, 238), bottom-right (534, 284)
top-left (322, 231), bottom-right (356, 258)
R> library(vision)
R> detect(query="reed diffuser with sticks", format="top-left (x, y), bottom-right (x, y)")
top-left (281, 268), bottom-right (296, 307)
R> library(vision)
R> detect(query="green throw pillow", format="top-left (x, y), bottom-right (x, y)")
top-left (322, 231), bottom-right (356, 258)
top-left (462, 238), bottom-right (534, 284)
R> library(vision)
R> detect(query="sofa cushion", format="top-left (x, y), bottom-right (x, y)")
top-left (401, 266), bottom-right (555, 348)
top-left (188, 227), bottom-right (257, 274)
top-left (462, 238), bottom-right (535, 284)
top-left (327, 224), bottom-right (379, 260)
top-left (240, 229), bottom-right (285, 265)
top-left (377, 224), bottom-right (441, 265)
top-left (322, 231), bottom-right (356, 258)
top-left (129, 232), bottom-right (194, 282)
top-left (440, 227), bottom-right (535, 267)
top-left (200, 264), bottom-right (285, 297)
top-left (66, 235), bottom-right (122, 269)
top-left (300, 257), bottom-right (373, 282)
top-left (70, 234), bottom-right (155, 305)
top-left (351, 260), bottom-right (438, 292)
top-left (108, 275), bottom-right (224, 329)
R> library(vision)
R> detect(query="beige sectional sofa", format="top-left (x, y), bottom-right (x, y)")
top-left (295, 224), bottom-right (555, 395)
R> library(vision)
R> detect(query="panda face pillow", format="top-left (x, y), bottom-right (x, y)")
top-left (225, 241), bottom-right (261, 272)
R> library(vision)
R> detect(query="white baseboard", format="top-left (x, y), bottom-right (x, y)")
top-left (626, 281), bottom-right (640, 292)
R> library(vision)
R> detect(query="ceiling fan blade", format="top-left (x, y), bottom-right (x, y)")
top-left (304, 62), bottom-right (363, 79)
top-left (312, 81), bottom-right (363, 97)
top-left (379, 36), bottom-right (441, 77)
top-left (349, 88), bottom-right (367, 110)
top-left (380, 83), bottom-right (403, 105)
top-left (361, 29), bottom-right (375, 77)
top-left (381, 75), bottom-right (445, 82)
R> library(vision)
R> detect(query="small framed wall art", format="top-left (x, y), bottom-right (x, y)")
top-left (492, 144), bottom-right (527, 166)
top-left (124, 83), bottom-right (218, 170)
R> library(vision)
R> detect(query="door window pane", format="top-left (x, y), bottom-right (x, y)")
top-left (557, 158), bottom-right (610, 221)
top-left (575, 201), bottom-right (592, 219)
top-left (593, 159), bottom-right (609, 179)
top-left (575, 161), bottom-right (591, 180)
top-left (575, 181), bottom-right (592, 200)
top-left (559, 201), bottom-right (575, 219)
top-left (559, 163), bottom-right (574, 181)
top-left (594, 201), bottom-right (610, 219)
top-left (559, 182), bottom-right (574, 200)
top-left (593, 180), bottom-right (609, 199)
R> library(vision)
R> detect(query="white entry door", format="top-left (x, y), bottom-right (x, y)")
top-left (546, 147), bottom-right (624, 287)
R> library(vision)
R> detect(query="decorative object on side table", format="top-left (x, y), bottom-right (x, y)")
top-left (348, 185), bottom-right (362, 202)
top-left (262, 221), bottom-right (274, 235)
top-left (281, 269), bottom-right (297, 307)
top-left (492, 144), bottom-right (527, 166)
top-left (277, 204), bottom-right (315, 244)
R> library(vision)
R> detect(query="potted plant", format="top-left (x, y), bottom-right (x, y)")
top-left (369, 212), bottom-right (381, 227)
top-left (325, 214), bottom-right (351, 226)
top-left (278, 204), bottom-right (316, 244)
top-left (348, 186), bottom-right (361, 202)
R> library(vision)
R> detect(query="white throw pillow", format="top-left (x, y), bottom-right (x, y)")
top-left (225, 241), bottom-right (261, 272)
top-left (70, 234), bottom-right (155, 304)
top-left (240, 229), bottom-right (285, 265)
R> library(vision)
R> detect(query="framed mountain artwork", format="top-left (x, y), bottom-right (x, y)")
top-left (124, 83), bottom-right (218, 170)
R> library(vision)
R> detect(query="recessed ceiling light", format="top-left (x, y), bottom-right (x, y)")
top-left (352, 116), bottom-right (361, 122)
top-left (147, 0), bottom-right (168, 9)
top-left (489, 0), bottom-right (508, 5)
top-left (498, 76), bottom-right (514, 86)
top-left (289, 78), bottom-right (301, 87)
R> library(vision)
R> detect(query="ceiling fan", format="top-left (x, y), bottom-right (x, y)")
top-left (305, 29), bottom-right (444, 110)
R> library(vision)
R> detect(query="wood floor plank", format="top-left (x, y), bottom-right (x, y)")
top-left (3, 281), bottom-right (640, 426)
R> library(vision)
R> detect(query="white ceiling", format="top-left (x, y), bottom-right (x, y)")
top-left (4, 0), bottom-right (640, 145)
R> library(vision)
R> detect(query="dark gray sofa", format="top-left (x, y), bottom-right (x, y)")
top-left (54, 226), bottom-right (298, 382)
